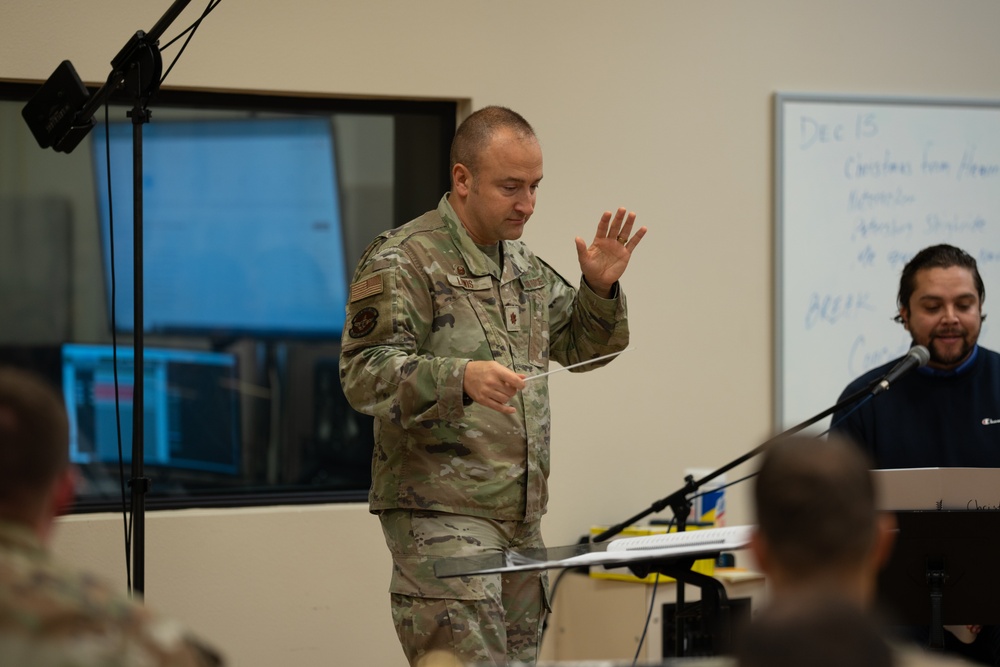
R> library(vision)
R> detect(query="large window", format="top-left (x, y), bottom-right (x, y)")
top-left (0, 82), bottom-right (457, 510)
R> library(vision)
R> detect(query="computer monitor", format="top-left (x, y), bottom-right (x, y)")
top-left (61, 343), bottom-right (241, 475)
top-left (91, 116), bottom-right (349, 339)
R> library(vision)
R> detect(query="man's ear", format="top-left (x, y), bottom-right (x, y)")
top-left (52, 467), bottom-right (77, 517)
top-left (899, 307), bottom-right (910, 331)
top-left (748, 528), bottom-right (770, 574)
top-left (452, 163), bottom-right (473, 197)
top-left (872, 511), bottom-right (898, 571)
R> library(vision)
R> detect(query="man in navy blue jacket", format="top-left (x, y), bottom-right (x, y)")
top-left (831, 244), bottom-right (1000, 665)
top-left (832, 244), bottom-right (1000, 469)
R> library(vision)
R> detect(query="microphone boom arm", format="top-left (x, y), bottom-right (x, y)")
top-left (591, 383), bottom-right (873, 543)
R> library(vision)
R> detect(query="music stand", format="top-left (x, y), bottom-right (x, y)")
top-left (626, 556), bottom-right (736, 655)
top-left (877, 510), bottom-right (1000, 648)
top-left (434, 526), bottom-right (753, 656)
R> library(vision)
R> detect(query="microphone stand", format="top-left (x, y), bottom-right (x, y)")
top-left (593, 384), bottom-right (874, 543)
top-left (102, 0), bottom-right (194, 598)
top-left (21, 0), bottom-right (192, 596)
top-left (591, 383), bottom-right (874, 657)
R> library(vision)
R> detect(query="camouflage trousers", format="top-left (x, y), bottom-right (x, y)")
top-left (378, 510), bottom-right (550, 666)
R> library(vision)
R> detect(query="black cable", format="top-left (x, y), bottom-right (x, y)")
top-left (541, 566), bottom-right (571, 642)
top-left (159, 0), bottom-right (222, 87)
top-left (632, 515), bottom-right (675, 666)
top-left (827, 391), bottom-right (874, 433)
top-left (104, 101), bottom-right (132, 593)
top-left (632, 572), bottom-right (660, 666)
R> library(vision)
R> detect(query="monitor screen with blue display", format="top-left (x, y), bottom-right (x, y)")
top-left (91, 117), bottom-right (348, 339)
top-left (62, 343), bottom-right (241, 475)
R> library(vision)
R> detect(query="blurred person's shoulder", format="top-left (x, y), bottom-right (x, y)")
top-left (894, 643), bottom-right (981, 667)
top-left (0, 522), bottom-right (222, 666)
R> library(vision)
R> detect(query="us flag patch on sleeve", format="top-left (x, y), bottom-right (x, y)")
top-left (349, 275), bottom-right (384, 303)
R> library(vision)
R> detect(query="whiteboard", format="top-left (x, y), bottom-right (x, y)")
top-left (775, 93), bottom-right (1000, 432)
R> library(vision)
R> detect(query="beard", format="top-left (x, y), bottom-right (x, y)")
top-left (926, 332), bottom-right (975, 367)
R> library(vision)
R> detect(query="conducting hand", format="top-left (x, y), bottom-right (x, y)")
top-left (575, 207), bottom-right (647, 298)
top-left (463, 360), bottom-right (526, 414)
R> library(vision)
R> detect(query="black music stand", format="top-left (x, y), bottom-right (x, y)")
top-left (626, 556), bottom-right (736, 656)
top-left (877, 510), bottom-right (1000, 649)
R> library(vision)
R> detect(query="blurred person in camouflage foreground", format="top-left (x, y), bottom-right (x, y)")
top-left (340, 105), bottom-right (646, 666)
top-left (0, 366), bottom-right (222, 666)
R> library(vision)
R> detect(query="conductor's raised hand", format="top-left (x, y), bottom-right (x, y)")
top-left (575, 207), bottom-right (647, 298)
top-left (463, 360), bottom-right (526, 414)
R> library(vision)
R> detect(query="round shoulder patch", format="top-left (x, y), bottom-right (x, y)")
top-left (348, 306), bottom-right (380, 339)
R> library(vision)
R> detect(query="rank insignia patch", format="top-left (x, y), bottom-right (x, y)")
top-left (505, 305), bottom-right (520, 332)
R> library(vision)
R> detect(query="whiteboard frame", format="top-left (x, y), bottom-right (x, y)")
top-left (773, 91), bottom-right (1000, 430)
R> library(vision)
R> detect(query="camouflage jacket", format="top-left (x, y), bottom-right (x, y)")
top-left (0, 520), bottom-right (221, 666)
top-left (340, 195), bottom-right (629, 521)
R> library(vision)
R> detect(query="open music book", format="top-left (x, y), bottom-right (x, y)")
top-left (435, 525), bottom-right (754, 578)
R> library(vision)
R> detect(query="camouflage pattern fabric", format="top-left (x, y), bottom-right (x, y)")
top-left (341, 195), bottom-right (630, 522)
top-left (380, 510), bottom-right (548, 666)
top-left (341, 194), bottom-right (628, 664)
top-left (0, 520), bottom-right (222, 666)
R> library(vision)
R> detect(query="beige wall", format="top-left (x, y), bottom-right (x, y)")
top-left (6, 1), bottom-right (1000, 665)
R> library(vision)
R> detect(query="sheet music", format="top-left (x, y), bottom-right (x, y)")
top-left (607, 525), bottom-right (754, 554)
top-left (445, 525), bottom-right (756, 576)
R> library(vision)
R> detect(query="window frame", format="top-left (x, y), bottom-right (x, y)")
top-left (0, 80), bottom-right (458, 512)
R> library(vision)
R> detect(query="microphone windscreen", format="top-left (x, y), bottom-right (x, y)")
top-left (911, 345), bottom-right (930, 367)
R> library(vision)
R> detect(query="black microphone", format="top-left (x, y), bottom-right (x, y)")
top-left (871, 345), bottom-right (930, 395)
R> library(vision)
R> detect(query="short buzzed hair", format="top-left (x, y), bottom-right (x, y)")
top-left (753, 434), bottom-right (877, 577)
top-left (449, 105), bottom-right (536, 175)
top-left (0, 366), bottom-right (69, 509)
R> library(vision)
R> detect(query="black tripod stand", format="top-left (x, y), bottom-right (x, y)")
top-left (21, 0), bottom-right (194, 596)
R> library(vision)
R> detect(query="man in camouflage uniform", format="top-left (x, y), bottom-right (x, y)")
top-left (340, 106), bottom-right (646, 666)
top-left (0, 366), bottom-right (223, 666)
